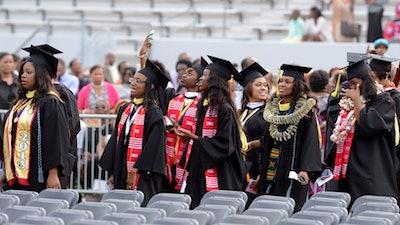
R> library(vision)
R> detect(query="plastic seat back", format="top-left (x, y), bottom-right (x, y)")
top-left (221, 214), bottom-right (270, 225)
top-left (72, 202), bottom-right (117, 219)
top-left (101, 189), bottom-right (144, 205)
top-left (38, 189), bottom-right (79, 207)
top-left (243, 208), bottom-right (288, 225)
top-left (15, 215), bottom-right (64, 225)
top-left (27, 198), bottom-right (70, 215)
top-left (195, 204), bottom-right (236, 223)
top-left (171, 209), bottom-right (215, 225)
top-left (48, 208), bottom-right (94, 225)
top-left (101, 212), bottom-right (146, 225)
top-left (148, 193), bottom-right (192, 206)
top-left (3, 190), bottom-right (38, 205)
top-left (123, 207), bottom-right (166, 223)
top-left (147, 200), bottom-right (189, 216)
top-left (2, 205), bottom-right (46, 222)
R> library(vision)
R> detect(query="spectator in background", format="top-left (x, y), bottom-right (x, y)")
top-left (383, 1), bottom-right (400, 43)
top-left (57, 58), bottom-right (79, 96)
top-left (104, 52), bottom-right (119, 84)
top-left (0, 52), bottom-right (18, 109)
top-left (328, 0), bottom-right (356, 42)
top-left (283, 9), bottom-right (305, 43)
top-left (116, 67), bottom-right (136, 100)
top-left (169, 52), bottom-right (192, 90)
top-left (69, 58), bottom-right (88, 90)
top-left (115, 61), bottom-right (130, 85)
top-left (368, 38), bottom-right (389, 56)
top-left (366, 0), bottom-right (388, 42)
top-left (77, 64), bottom-right (120, 113)
top-left (303, 6), bottom-right (334, 42)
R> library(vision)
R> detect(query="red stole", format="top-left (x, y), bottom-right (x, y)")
top-left (166, 93), bottom-right (199, 189)
top-left (117, 103), bottom-right (146, 190)
top-left (186, 103), bottom-right (219, 191)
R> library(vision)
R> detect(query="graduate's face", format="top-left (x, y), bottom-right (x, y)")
top-left (278, 75), bottom-right (294, 98)
top-left (249, 77), bottom-right (268, 102)
top-left (90, 67), bottom-right (105, 85)
top-left (199, 69), bottom-right (210, 92)
top-left (20, 62), bottom-right (36, 90)
top-left (130, 72), bottom-right (147, 98)
top-left (349, 78), bottom-right (363, 93)
top-left (181, 68), bottom-right (198, 91)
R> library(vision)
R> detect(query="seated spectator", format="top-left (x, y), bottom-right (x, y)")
top-left (283, 9), bottom-right (305, 42)
top-left (302, 6), bottom-right (334, 42)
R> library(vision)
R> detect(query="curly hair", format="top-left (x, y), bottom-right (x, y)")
top-left (309, 69), bottom-right (329, 93)
top-left (16, 60), bottom-right (56, 107)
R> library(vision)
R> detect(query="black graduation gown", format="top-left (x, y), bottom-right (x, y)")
top-left (340, 93), bottom-right (398, 203)
top-left (1, 95), bottom-right (70, 192)
top-left (241, 105), bottom-right (268, 180)
top-left (258, 109), bottom-right (322, 212)
top-left (325, 93), bottom-right (341, 168)
top-left (387, 88), bottom-right (400, 200)
top-left (184, 102), bottom-right (246, 208)
top-left (98, 102), bottom-right (166, 206)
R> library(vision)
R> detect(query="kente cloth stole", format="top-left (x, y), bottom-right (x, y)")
top-left (3, 98), bottom-right (36, 187)
top-left (333, 111), bottom-right (355, 181)
top-left (117, 103), bottom-right (146, 189)
top-left (185, 104), bottom-right (219, 191)
top-left (266, 141), bottom-right (281, 181)
top-left (166, 93), bottom-right (198, 185)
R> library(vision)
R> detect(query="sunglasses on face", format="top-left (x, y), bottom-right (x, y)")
top-left (95, 104), bottom-right (107, 110)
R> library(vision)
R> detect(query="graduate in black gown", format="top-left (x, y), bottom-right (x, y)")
top-left (98, 59), bottom-right (169, 206)
top-left (337, 58), bottom-right (398, 204)
top-left (176, 55), bottom-right (246, 208)
top-left (1, 44), bottom-right (70, 192)
top-left (235, 62), bottom-right (269, 196)
top-left (258, 64), bottom-right (322, 212)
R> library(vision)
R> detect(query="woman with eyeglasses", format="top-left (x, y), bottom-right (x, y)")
top-left (98, 59), bottom-right (169, 206)
top-left (77, 64), bottom-right (120, 113)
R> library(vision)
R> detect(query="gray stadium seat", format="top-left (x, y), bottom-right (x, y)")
top-left (123, 207), bottom-right (166, 223)
top-left (276, 218), bottom-right (325, 225)
top-left (101, 198), bottom-right (140, 212)
top-left (15, 215), bottom-right (64, 225)
top-left (249, 199), bottom-right (294, 216)
top-left (101, 212), bottom-right (146, 225)
top-left (0, 194), bottom-right (20, 210)
top-left (194, 204), bottom-right (236, 223)
top-left (357, 210), bottom-right (400, 225)
top-left (69, 219), bottom-right (119, 225)
top-left (171, 209), bottom-right (215, 225)
top-left (301, 197), bottom-right (347, 211)
top-left (243, 208), bottom-right (288, 225)
top-left (345, 215), bottom-right (392, 225)
top-left (201, 190), bottom-right (248, 205)
top-left (26, 198), bottom-right (70, 215)
top-left (352, 202), bottom-right (399, 216)
top-left (38, 189), bottom-right (79, 207)
top-left (0, 212), bottom-right (9, 225)
top-left (3, 190), bottom-right (38, 205)
top-left (200, 196), bottom-right (246, 214)
top-left (101, 189), bottom-right (144, 205)
top-left (350, 195), bottom-right (398, 213)
top-left (2, 205), bottom-right (46, 222)
top-left (147, 193), bottom-right (192, 206)
top-left (147, 200), bottom-right (189, 216)
top-left (304, 205), bottom-right (348, 223)
top-left (252, 195), bottom-right (295, 215)
top-left (311, 191), bottom-right (351, 208)
top-left (72, 202), bottom-right (117, 219)
top-left (221, 214), bottom-right (270, 225)
top-left (152, 217), bottom-right (200, 225)
top-left (48, 208), bottom-right (94, 225)
top-left (291, 210), bottom-right (340, 225)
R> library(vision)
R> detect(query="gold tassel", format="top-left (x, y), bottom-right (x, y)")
top-left (331, 70), bottom-right (342, 97)
top-left (276, 67), bottom-right (281, 96)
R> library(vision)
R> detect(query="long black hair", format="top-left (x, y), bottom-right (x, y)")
top-left (196, 69), bottom-right (237, 119)
top-left (361, 72), bottom-right (378, 99)
top-left (15, 60), bottom-right (56, 108)
top-left (142, 79), bottom-right (158, 110)
top-left (240, 80), bottom-right (254, 114)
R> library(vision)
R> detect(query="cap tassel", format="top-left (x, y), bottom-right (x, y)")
top-left (276, 67), bottom-right (281, 96)
top-left (331, 70), bottom-right (342, 97)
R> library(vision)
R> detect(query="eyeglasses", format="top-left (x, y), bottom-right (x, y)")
top-left (95, 105), bottom-right (107, 110)
top-left (129, 77), bottom-right (147, 84)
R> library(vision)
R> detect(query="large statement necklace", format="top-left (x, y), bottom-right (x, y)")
top-left (264, 94), bottom-right (315, 141)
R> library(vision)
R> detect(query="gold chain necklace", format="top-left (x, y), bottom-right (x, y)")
top-left (264, 94), bottom-right (316, 141)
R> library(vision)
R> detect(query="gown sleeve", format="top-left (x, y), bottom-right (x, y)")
top-left (299, 110), bottom-right (322, 172)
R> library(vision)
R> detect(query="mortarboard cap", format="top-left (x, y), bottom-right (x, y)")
top-left (280, 64), bottom-right (312, 81)
top-left (342, 57), bottom-right (372, 80)
top-left (206, 55), bottom-right (238, 81)
top-left (347, 52), bottom-right (369, 64)
top-left (22, 44), bottom-right (62, 78)
top-left (192, 56), bottom-right (208, 78)
top-left (138, 59), bottom-right (170, 89)
top-left (369, 54), bottom-right (399, 73)
top-left (236, 62), bottom-right (267, 87)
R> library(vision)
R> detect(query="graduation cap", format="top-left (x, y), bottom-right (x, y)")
top-left (236, 62), bottom-right (267, 87)
top-left (280, 64), bottom-right (312, 81)
top-left (22, 44), bottom-right (62, 78)
top-left (369, 54), bottom-right (399, 73)
top-left (206, 55), bottom-right (238, 81)
top-left (342, 57), bottom-right (372, 80)
top-left (138, 59), bottom-right (170, 89)
top-left (347, 52), bottom-right (369, 64)
top-left (191, 56), bottom-right (208, 78)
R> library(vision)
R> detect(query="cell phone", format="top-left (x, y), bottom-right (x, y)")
top-left (148, 30), bottom-right (155, 35)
